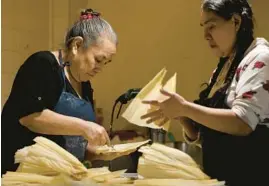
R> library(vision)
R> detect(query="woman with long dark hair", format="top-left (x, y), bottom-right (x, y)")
top-left (142, 1), bottom-right (269, 185)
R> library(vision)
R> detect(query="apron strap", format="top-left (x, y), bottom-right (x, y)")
top-left (58, 49), bottom-right (67, 91)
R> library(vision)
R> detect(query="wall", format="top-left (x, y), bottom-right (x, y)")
top-left (2, 0), bottom-right (268, 141)
top-left (252, 1), bottom-right (269, 40)
top-left (2, 0), bottom-right (50, 107)
top-left (87, 0), bottom-right (269, 141)
top-left (50, 0), bottom-right (88, 50)
top-left (1, 0), bottom-right (88, 107)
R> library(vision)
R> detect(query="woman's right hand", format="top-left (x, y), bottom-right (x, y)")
top-left (82, 121), bottom-right (110, 146)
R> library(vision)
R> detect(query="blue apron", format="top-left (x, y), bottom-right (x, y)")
top-left (53, 50), bottom-right (96, 161)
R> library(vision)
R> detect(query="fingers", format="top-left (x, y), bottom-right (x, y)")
top-left (141, 109), bottom-right (170, 126)
top-left (88, 135), bottom-right (98, 146)
top-left (157, 117), bottom-right (170, 126)
top-left (145, 114), bottom-right (165, 124)
top-left (104, 131), bottom-right (111, 146)
top-left (87, 125), bottom-right (110, 146)
top-left (146, 116), bottom-right (169, 126)
top-left (160, 88), bottom-right (174, 97)
top-left (142, 100), bottom-right (160, 106)
top-left (141, 109), bottom-right (162, 119)
top-left (98, 127), bottom-right (109, 146)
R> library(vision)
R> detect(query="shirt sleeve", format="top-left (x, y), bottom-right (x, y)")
top-left (9, 52), bottom-right (63, 119)
top-left (231, 52), bottom-right (269, 130)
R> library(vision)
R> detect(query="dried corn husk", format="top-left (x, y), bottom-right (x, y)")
top-left (1, 172), bottom-right (54, 186)
top-left (122, 68), bottom-right (177, 131)
top-left (138, 143), bottom-right (210, 180)
top-left (15, 137), bottom-right (87, 180)
top-left (95, 139), bottom-right (150, 156)
top-left (134, 179), bottom-right (225, 186)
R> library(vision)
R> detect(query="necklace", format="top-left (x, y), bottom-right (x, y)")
top-left (66, 66), bottom-right (80, 84)
top-left (63, 63), bottom-right (82, 99)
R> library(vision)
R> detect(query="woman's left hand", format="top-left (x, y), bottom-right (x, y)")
top-left (141, 89), bottom-right (188, 125)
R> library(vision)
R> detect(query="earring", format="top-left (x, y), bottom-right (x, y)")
top-left (63, 61), bottom-right (71, 67)
top-left (234, 18), bottom-right (240, 32)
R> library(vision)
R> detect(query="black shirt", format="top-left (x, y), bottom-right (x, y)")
top-left (1, 51), bottom-right (94, 174)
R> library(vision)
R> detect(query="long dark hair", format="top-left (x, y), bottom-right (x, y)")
top-left (196, 0), bottom-right (255, 106)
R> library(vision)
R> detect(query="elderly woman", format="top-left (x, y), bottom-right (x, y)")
top-left (142, 0), bottom-right (269, 185)
top-left (2, 9), bottom-right (117, 174)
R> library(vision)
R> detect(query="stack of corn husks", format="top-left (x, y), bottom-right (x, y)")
top-left (86, 167), bottom-right (133, 185)
top-left (134, 179), bottom-right (225, 186)
top-left (135, 143), bottom-right (225, 186)
top-left (2, 169), bottom-right (133, 186)
top-left (2, 137), bottom-right (225, 186)
top-left (1, 137), bottom-right (134, 186)
top-left (47, 167), bottom-right (134, 186)
top-left (2, 172), bottom-right (54, 186)
top-left (15, 136), bottom-right (88, 180)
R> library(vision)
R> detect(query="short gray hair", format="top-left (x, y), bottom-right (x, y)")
top-left (65, 9), bottom-right (117, 49)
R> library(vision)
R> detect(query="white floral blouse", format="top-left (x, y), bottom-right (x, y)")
top-left (226, 37), bottom-right (269, 130)
top-left (183, 37), bottom-right (269, 145)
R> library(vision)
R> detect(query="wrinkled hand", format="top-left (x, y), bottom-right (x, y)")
top-left (83, 122), bottom-right (110, 146)
top-left (141, 89), bottom-right (188, 126)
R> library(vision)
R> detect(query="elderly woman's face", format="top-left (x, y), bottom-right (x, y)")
top-left (200, 10), bottom-right (240, 57)
top-left (74, 38), bottom-right (117, 82)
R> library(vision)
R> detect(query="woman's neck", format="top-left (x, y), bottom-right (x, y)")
top-left (61, 49), bottom-right (70, 62)
top-left (228, 51), bottom-right (236, 61)
top-left (60, 49), bottom-right (81, 83)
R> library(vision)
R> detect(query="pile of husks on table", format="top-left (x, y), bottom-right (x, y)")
top-left (2, 137), bottom-right (225, 186)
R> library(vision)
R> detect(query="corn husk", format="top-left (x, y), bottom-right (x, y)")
top-left (15, 137), bottom-right (87, 180)
top-left (1, 172), bottom-right (54, 186)
top-left (95, 139), bottom-right (150, 155)
top-left (134, 179), bottom-right (226, 186)
top-left (138, 143), bottom-right (210, 180)
top-left (122, 68), bottom-right (177, 131)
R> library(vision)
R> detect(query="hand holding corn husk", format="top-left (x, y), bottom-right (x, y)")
top-left (122, 68), bottom-right (177, 131)
top-left (141, 88), bottom-right (187, 123)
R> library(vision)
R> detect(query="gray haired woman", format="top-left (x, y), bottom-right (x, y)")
top-left (2, 9), bottom-right (117, 174)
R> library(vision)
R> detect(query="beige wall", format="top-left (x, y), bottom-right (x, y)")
top-left (1, 0), bottom-right (88, 107)
top-left (2, 0), bottom-right (50, 107)
top-left (50, 0), bottom-right (88, 50)
top-left (87, 0), bottom-right (269, 141)
top-left (252, 1), bottom-right (269, 40)
top-left (2, 0), bottom-right (269, 141)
